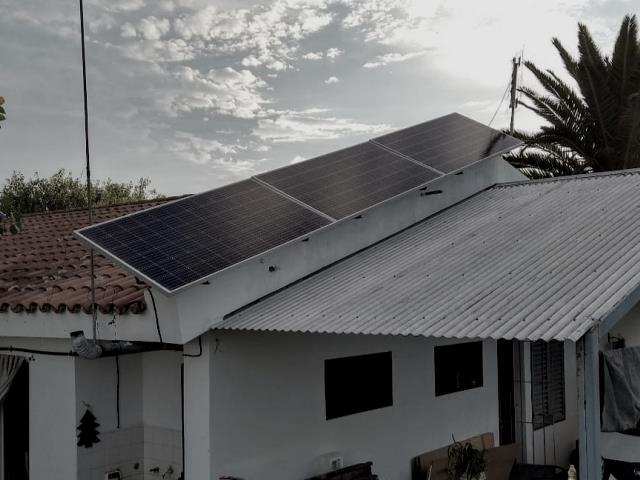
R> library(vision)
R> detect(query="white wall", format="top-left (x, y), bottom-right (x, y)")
top-left (30, 353), bottom-right (78, 480)
top-left (75, 351), bottom-right (183, 480)
top-left (202, 331), bottom-right (500, 480)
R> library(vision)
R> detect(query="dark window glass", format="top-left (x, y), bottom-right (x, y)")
top-left (531, 340), bottom-right (565, 429)
top-left (324, 351), bottom-right (393, 420)
top-left (434, 341), bottom-right (483, 396)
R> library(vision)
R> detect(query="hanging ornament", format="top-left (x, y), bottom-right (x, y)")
top-left (77, 408), bottom-right (100, 448)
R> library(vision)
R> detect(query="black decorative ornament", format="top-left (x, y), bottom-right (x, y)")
top-left (77, 409), bottom-right (100, 448)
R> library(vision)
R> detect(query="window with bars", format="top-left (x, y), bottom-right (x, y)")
top-left (531, 340), bottom-right (565, 429)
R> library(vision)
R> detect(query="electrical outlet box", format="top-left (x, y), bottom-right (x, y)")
top-left (105, 470), bottom-right (122, 480)
top-left (329, 456), bottom-right (343, 471)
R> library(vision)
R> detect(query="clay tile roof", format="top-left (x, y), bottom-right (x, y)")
top-left (0, 197), bottom-right (182, 315)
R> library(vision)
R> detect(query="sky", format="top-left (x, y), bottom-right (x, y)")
top-left (0, 0), bottom-right (637, 195)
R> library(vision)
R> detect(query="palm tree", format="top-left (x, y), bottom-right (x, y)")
top-left (506, 15), bottom-right (640, 178)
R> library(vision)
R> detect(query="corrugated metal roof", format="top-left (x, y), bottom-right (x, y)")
top-left (217, 170), bottom-right (640, 342)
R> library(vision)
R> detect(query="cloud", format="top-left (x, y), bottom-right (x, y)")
top-left (166, 131), bottom-right (263, 173)
top-left (253, 111), bottom-right (389, 143)
top-left (290, 155), bottom-right (306, 164)
top-left (363, 50), bottom-right (428, 68)
top-left (324, 76), bottom-right (340, 84)
top-left (155, 66), bottom-right (269, 119)
top-left (302, 51), bottom-right (323, 60)
top-left (326, 47), bottom-right (343, 59)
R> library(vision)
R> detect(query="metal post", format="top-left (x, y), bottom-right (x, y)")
top-left (509, 57), bottom-right (520, 135)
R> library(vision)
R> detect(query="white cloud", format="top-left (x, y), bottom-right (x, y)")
top-left (326, 47), bottom-right (343, 59)
top-left (253, 111), bottom-right (389, 143)
top-left (290, 155), bottom-right (306, 164)
top-left (363, 50), bottom-right (428, 68)
top-left (156, 66), bottom-right (269, 119)
top-left (302, 51), bottom-right (323, 60)
top-left (324, 76), bottom-right (340, 84)
top-left (241, 55), bottom-right (262, 67)
top-left (121, 23), bottom-right (137, 38)
top-left (137, 16), bottom-right (171, 40)
top-left (166, 131), bottom-right (261, 173)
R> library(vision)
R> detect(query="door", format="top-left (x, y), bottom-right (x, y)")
top-left (498, 339), bottom-right (516, 445)
top-left (3, 361), bottom-right (28, 480)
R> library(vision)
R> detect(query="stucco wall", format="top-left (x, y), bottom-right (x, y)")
top-left (75, 351), bottom-right (183, 480)
top-left (205, 331), bottom-right (500, 480)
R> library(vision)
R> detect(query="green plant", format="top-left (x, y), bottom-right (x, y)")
top-left (0, 96), bottom-right (5, 128)
top-left (506, 14), bottom-right (640, 178)
top-left (447, 438), bottom-right (487, 480)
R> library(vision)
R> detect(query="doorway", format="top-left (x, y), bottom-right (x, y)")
top-left (3, 361), bottom-right (29, 480)
top-left (498, 339), bottom-right (516, 445)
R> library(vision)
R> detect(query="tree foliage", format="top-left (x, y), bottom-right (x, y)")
top-left (506, 14), bottom-right (640, 178)
top-left (0, 96), bottom-right (5, 128)
top-left (0, 169), bottom-right (162, 233)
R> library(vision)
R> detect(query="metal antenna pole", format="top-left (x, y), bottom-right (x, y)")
top-left (509, 56), bottom-right (521, 135)
top-left (79, 0), bottom-right (97, 341)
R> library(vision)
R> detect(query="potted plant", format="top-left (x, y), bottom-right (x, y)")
top-left (447, 438), bottom-right (487, 480)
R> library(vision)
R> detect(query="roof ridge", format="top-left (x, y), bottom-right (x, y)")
top-left (495, 168), bottom-right (640, 188)
top-left (19, 194), bottom-right (190, 218)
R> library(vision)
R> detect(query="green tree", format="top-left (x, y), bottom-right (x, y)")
top-left (506, 15), bottom-right (640, 178)
top-left (0, 169), bottom-right (162, 233)
top-left (0, 96), bottom-right (5, 128)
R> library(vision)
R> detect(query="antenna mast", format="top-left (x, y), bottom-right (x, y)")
top-left (78, 0), bottom-right (98, 341)
top-left (509, 56), bottom-right (521, 135)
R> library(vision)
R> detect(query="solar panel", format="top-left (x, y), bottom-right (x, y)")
top-left (77, 179), bottom-right (331, 292)
top-left (257, 142), bottom-right (440, 219)
top-left (373, 113), bottom-right (521, 173)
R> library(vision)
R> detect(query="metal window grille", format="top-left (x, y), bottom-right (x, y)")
top-left (531, 340), bottom-right (565, 430)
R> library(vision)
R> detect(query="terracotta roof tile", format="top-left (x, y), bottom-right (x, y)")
top-left (0, 198), bottom-right (180, 315)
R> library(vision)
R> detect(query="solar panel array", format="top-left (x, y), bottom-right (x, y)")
top-left (79, 180), bottom-right (330, 291)
top-left (76, 113), bottom-right (521, 293)
top-left (258, 142), bottom-right (439, 219)
top-left (373, 113), bottom-right (521, 173)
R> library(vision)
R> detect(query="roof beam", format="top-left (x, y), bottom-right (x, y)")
top-left (598, 283), bottom-right (640, 338)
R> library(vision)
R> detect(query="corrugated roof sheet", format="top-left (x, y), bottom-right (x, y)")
top-left (218, 170), bottom-right (640, 341)
top-left (0, 198), bottom-right (179, 314)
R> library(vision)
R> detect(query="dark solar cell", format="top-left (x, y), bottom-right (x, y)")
top-left (373, 113), bottom-right (521, 173)
top-left (257, 142), bottom-right (439, 219)
top-left (78, 180), bottom-right (330, 292)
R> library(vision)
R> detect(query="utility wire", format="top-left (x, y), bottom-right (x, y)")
top-left (78, 0), bottom-right (98, 341)
top-left (489, 81), bottom-right (511, 127)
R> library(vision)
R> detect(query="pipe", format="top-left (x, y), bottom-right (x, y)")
top-left (70, 331), bottom-right (182, 359)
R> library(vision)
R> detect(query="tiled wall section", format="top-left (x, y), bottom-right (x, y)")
top-left (77, 425), bottom-right (182, 480)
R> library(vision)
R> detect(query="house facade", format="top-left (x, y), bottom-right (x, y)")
top-left (2, 114), bottom-right (640, 480)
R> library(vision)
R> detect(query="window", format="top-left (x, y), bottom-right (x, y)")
top-left (434, 341), bottom-right (483, 396)
top-left (324, 351), bottom-right (393, 420)
top-left (531, 340), bottom-right (565, 429)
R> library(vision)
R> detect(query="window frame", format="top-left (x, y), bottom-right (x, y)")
top-left (324, 351), bottom-right (393, 420)
top-left (434, 341), bottom-right (484, 397)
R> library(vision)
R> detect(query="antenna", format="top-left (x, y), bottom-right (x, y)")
top-left (509, 56), bottom-right (521, 135)
top-left (78, 0), bottom-right (98, 341)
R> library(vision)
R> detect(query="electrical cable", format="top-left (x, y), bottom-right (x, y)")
top-left (0, 346), bottom-right (77, 357)
top-left (182, 335), bottom-right (202, 358)
top-left (147, 287), bottom-right (163, 343)
top-left (489, 81), bottom-right (511, 127)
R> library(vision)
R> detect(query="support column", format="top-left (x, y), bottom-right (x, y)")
top-left (577, 329), bottom-right (601, 480)
top-left (183, 334), bottom-right (213, 479)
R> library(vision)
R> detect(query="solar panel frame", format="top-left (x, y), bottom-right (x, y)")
top-left (372, 112), bottom-right (522, 173)
top-left (257, 142), bottom-right (441, 219)
top-left (76, 178), bottom-right (332, 294)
